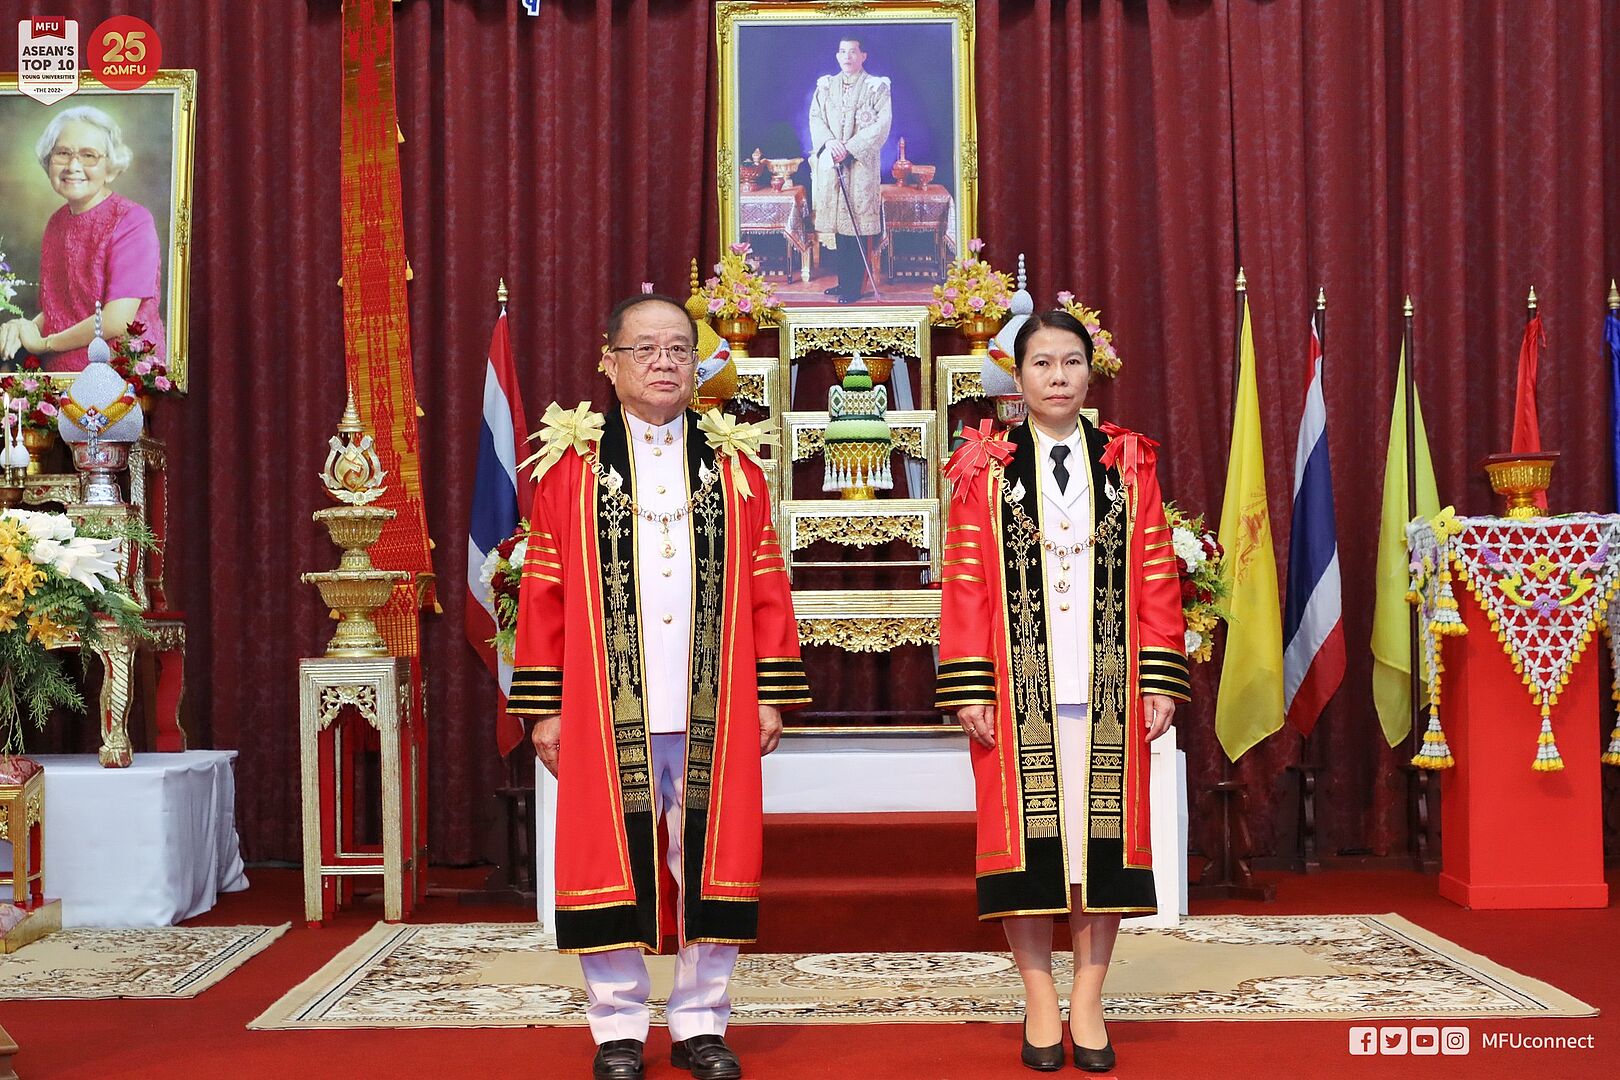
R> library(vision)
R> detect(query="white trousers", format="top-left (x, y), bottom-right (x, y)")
top-left (1057, 704), bottom-right (1089, 885)
top-left (578, 733), bottom-right (739, 1044)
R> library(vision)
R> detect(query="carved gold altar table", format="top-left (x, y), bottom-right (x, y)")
top-left (298, 656), bottom-right (421, 923)
top-left (24, 435), bottom-right (185, 767)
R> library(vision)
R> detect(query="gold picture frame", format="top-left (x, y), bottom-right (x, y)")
top-left (0, 70), bottom-right (197, 391)
top-left (715, 1), bottom-right (978, 309)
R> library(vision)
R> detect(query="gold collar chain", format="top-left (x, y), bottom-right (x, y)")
top-left (1003, 474), bottom-right (1125, 562)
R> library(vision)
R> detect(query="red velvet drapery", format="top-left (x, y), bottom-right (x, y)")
top-left (36, 1), bottom-right (1618, 865)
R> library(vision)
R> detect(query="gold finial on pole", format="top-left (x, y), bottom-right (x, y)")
top-left (338, 384), bottom-right (363, 436)
top-left (1316, 286), bottom-right (1326, 311)
top-left (496, 277), bottom-right (508, 306)
top-left (1235, 266), bottom-right (1247, 291)
top-left (689, 257), bottom-right (701, 296)
top-left (1404, 294), bottom-right (1414, 318)
top-left (1609, 279), bottom-right (1619, 311)
top-left (1527, 285), bottom-right (1537, 311)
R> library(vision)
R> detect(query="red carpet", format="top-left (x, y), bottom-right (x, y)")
top-left (3, 818), bottom-right (1614, 1079)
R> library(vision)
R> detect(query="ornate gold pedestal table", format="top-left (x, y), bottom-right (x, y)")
top-left (298, 656), bottom-right (421, 924)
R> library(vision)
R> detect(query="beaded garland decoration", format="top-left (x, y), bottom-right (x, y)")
top-left (1407, 511), bottom-right (1620, 772)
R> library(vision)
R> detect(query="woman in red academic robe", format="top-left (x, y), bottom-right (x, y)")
top-left (937, 310), bottom-right (1189, 1073)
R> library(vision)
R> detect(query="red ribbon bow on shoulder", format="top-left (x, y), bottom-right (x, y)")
top-left (1098, 422), bottom-right (1159, 485)
top-left (945, 419), bottom-right (1015, 498)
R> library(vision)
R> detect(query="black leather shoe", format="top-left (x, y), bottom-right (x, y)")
top-left (671, 1034), bottom-right (742, 1080)
top-left (1021, 1016), bottom-right (1064, 1071)
top-left (1073, 1040), bottom-right (1115, 1073)
top-left (823, 286), bottom-right (843, 295)
top-left (836, 293), bottom-right (863, 304)
top-left (591, 1038), bottom-right (644, 1080)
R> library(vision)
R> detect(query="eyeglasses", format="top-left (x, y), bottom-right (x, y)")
top-left (50, 147), bottom-right (106, 168)
top-left (607, 343), bottom-right (697, 367)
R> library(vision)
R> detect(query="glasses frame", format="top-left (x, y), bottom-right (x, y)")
top-left (49, 146), bottom-right (108, 168)
top-left (606, 342), bottom-right (700, 368)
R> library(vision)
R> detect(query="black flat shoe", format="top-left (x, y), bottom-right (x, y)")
top-left (1021, 1015), bottom-right (1064, 1072)
top-left (671, 1034), bottom-right (742, 1080)
top-left (1073, 1040), bottom-right (1115, 1073)
top-left (823, 286), bottom-right (843, 295)
top-left (836, 293), bottom-right (864, 304)
top-left (591, 1038), bottom-right (644, 1080)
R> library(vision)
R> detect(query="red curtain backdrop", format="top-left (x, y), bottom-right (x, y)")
top-left (37, 1), bottom-right (1619, 865)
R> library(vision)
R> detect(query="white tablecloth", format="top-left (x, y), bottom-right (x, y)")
top-left (0, 751), bottom-right (248, 927)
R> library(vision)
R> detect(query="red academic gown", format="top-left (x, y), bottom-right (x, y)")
top-left (510, 407), bottom-right (810, 953)
top-left (936, 418), bottom-right (1189, 918)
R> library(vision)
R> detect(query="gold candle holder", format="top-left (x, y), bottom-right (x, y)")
top-left (1480, 451), bottom-right (1559, 520)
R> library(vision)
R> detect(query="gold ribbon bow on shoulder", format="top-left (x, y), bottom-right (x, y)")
top-left (521, 401), bottom-right (605, 483)
top-left (698, 409), bottom-right (778, 500)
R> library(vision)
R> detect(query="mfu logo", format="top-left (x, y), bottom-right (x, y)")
top-left (17, 17), bottom-right (80, 104)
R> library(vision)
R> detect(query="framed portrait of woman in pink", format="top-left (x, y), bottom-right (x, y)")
top-left (0, 70), bottom-right (195, 391)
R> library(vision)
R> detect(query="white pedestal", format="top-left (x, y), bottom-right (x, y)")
top-left (0, 751), bottom-right (248, 927)
top-left (536, 732), bottom-right (1188, 932)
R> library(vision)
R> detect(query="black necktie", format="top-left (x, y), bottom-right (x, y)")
top-left (1050, 445), bottom-right (1071, 494)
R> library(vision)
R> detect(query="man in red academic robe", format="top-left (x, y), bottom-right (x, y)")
top-left (510, 294), bottom-right (809, 1080)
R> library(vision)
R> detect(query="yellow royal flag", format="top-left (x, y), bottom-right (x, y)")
top-left (1370, 341), bottom-right (1440, 747)
top-left (1214, 299), bottom-right (1286, 761)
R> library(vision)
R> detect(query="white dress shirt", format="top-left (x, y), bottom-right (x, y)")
top-left (1030, 424), bottom-right (1092, 706)
top-left (627, 412), bottom-right (694, 734)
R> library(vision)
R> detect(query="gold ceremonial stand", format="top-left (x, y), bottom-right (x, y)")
top-left (297, 391), bottom-right (422, 925)
top-left (22, 436), bottom-right (187, 766)
top-left (298, 656), bottom-right (420, 924)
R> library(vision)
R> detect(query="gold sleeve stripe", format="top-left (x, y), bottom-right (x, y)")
top-left (522, 571), bottom-right (563, 584)
top-left (944, 572), bottom-right (986, 584)
top-left (1144, 524), bottom-right (1171, 534)
top-left (1144, 570), bottom-right (1180, 582)
top-left (943, 556), bottom-right (982, 567)
top-left (947, 522), bottom-right (983, 533)
top-left (1143, 554), bottom-right (1178, 567)
top-left (941, 655), bottom-right (994, 665)
top-left (753, 566), bottom-right (788, 577)
top-left (945, 540), bottom-right (982, 551)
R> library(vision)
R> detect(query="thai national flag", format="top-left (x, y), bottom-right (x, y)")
top-left (1282, 318), bottom-right (1345, 734)
top-left (467, 311), bottom-right (533, 753)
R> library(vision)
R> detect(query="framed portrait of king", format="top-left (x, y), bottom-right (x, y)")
top-left (0, 70), bottom-right (196, 390)
top-left (716, 2), bottom-right (977, 309)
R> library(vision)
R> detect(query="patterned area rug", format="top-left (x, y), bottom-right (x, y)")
top-left (0, 924), bottom-right (288, 999)
top-left (250, 915), bottom-right (1592, 1030)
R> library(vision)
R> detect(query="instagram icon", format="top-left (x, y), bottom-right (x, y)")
top-left (1441, 1028), bottom-right (1470, 1055)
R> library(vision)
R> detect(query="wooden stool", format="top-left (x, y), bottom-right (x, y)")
top-left (297, 656), bottom-right (420, 924)
top-left (0, 765), bottom-right (44, 908)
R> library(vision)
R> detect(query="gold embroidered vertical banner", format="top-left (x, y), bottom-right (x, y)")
top-left (339, 0), bottom-right (434, 654)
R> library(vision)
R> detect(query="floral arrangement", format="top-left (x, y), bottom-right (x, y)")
top-left (479, 520), bottom-right (528, 663)
top-left (109, 321), bottom-right (177, 397)
top-left (700, 243), bottom-right (783, 323)
top-left (0, 360), bottom-right (62, 432)
top-left (0, 238), bottom-right (26, 320)
top-left (0, 509), bottom-right (149, 755)
top-left (1163, 502), bottom-right (1228, 663)
top-left (1057, 291), bottom-right (1123, 378)
top-left (929, 238), bottom-right (1014, 325)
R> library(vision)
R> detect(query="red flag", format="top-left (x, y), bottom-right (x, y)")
top-left (1510, 313), bottom-right (1547, 507)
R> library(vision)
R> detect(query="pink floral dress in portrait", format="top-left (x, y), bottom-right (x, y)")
top-left (38, 190), bottom-right (166, 372)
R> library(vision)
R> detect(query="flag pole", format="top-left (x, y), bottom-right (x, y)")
top-left (1401, 295), bottom-right (1438, 871)
top-left (1192, 267), bottom-right (1274, 902)
top-left (1609, 280), bottom-right (1619, 512)
top-left (1291, 286), bottom-right (1328, 874)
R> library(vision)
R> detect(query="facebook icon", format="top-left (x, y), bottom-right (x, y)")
top-left (1349, 1027), bottom-right (1378, 1056)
